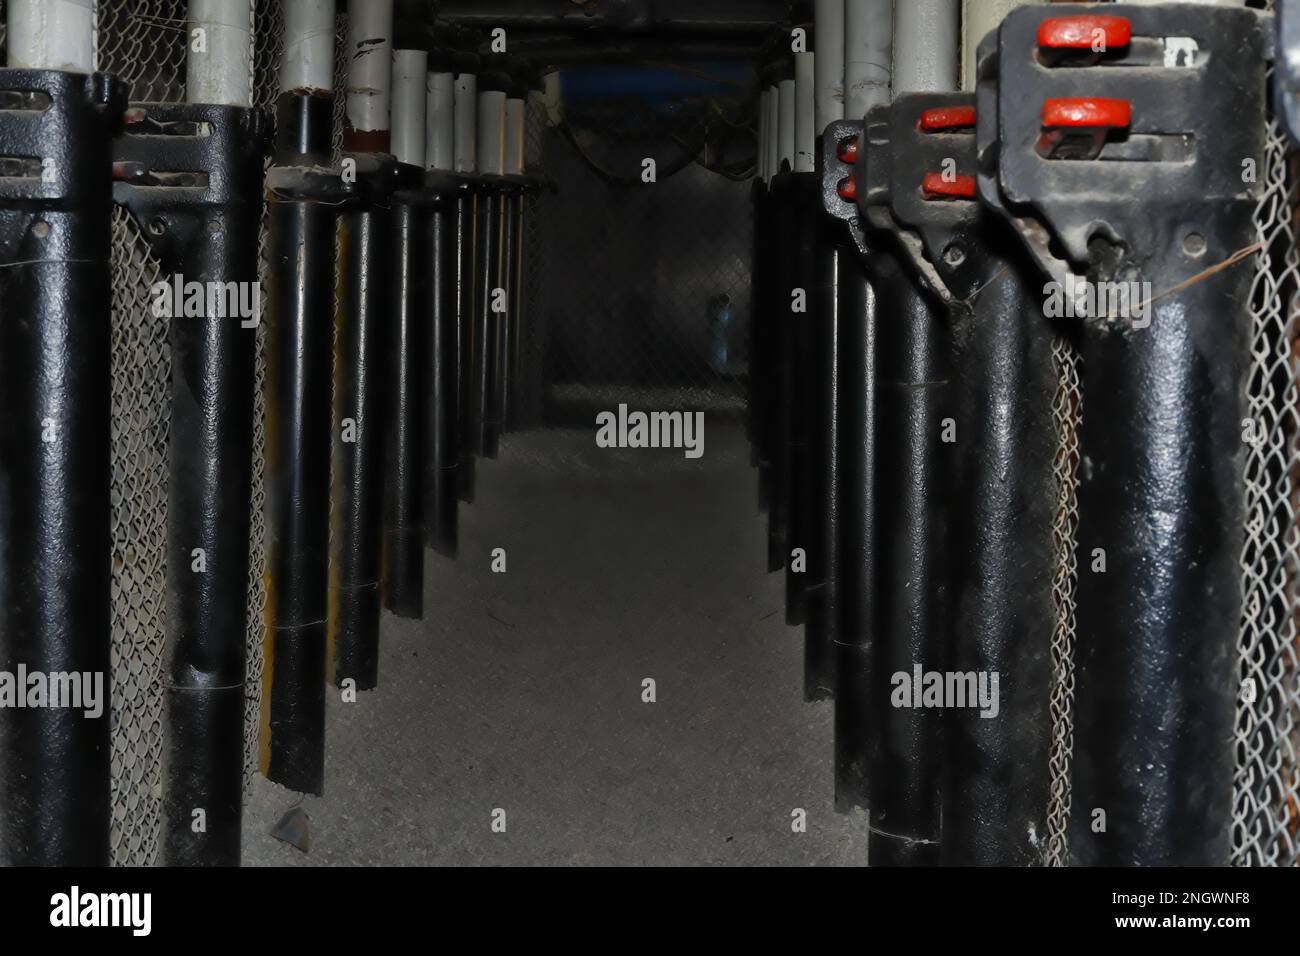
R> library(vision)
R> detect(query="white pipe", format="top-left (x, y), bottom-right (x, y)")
top-left (426, 72), bottom-right (456, 171)
top-left (777, 77), bottom-right (795, 173)
top-left (764, 84), bottom-right (780, 183)
top-left (794, 51), bottom-right (816, 173)
top-left (505, 98), bottom-right (526, 176)
top-left (477, 90), bottom-right (507, 177)
top-left (894, 0), bottom-right (961, 94)
top-left (187, 0), bottom-right (252, 106)
top-left (962, 1), bottom-right (1040, 92)
top-left (6, 0), bottom-right (95, 72)
top-left (345, 0), bottom-right (395, 135)
top-left (814, 0), bottom-right (845, 134)
top-left (391, 49), bottom-right (428, 167)
top-left (280, 0), bottom-right (336, 94)
top-left (453, 73), bottom-right (478, 173)
top-left (758, 87), bottom-right (770, 182)
top-left (845, 0), bottom-right (893, 115)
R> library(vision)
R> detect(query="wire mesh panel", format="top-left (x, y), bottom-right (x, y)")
top-left (107, 206), bottom-right (171, 867)
top-left (1233, 49), bottom-right (1300, 865)
top-left (247, 0), bottom-right (284, 798)
top-left (1045, 337), bottom-right (1082, 867)
top-left (98, 0), bottom-right (190, 102)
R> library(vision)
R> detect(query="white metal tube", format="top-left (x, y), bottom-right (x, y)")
top-left (777, 77), bottom-right (795, 173)
top-left (505, 98), bottom-right (526, 177)
top-left (794, 51), bottom-right (816, 173)
top-left (814, 0), bottom-right (845, 134)
top-left (187, 0), bottom-right (252, 106)
top-left (391, 49), bottom-right (428, 167)
top-left (845, 0), bottom-right (893, 115)
top-left (345, 0), bottom-right (395, 136)
top-left (6, 0), bottom-right (95, 72)
top-left (894, 0), bottom-right (961, 94)
top-left (477, 90), bottom-right (507, 177)
top-left (454, 73), bottom-right (478, 173)
top-left (963, 1), bottom-right (1041, 92)
top-left (280, 0), bottom-right (337, 94)
top-left (426, 72), bottom-right (456, 171)
top-left (764, 84), bottom-right (780, 183)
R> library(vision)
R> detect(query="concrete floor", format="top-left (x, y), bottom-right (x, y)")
top-left (243, 424), bottom-right (866, 865)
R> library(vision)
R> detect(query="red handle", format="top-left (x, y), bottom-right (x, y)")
top-left (919, 106), bottom-right (977, 132)
top-left (1038, 15), bottom-right (1131, 50)
top-left (921, 172), bottom-right (977, 200)
top-left (1041, 97), bottom-right (1131, 129)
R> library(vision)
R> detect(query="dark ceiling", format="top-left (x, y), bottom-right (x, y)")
top-left (393, 0), bottom-right (806, 68)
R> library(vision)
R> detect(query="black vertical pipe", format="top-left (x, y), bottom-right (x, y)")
top-left (785, 174), bottom-right (822, 627)
top-left (113, 104), bottom-right (269, 866)
top-left (0, 69), bottom-right (122, 867)
top-left (472, 187), bottom-right (503, 459)
top-left (1068, 260), bottom-right (1250, 867)
top-left (751, 181), bottom-right (774, 517)
top-left (832, 246), bottom-right (879, 812)
top-left (767, 173), bottom-right (794, 574)
top-left (382, 188), bottom-right (428, 619)
top-left (457, 192), bottom-right (479, 501)
top-left (425, 194), bottom-right (461, 557)
top-left (746, 179), bottom-right (764, 475)
top-left (496, 188), bottom-right (520, 439)
top-left (263, 90), bottom-right (337, 795)
top-left (331, 194), bottom-right (391, 690)
top-left (803, 215), bottom-right (842, 703)
top-left (942, 252), bottom-right (1055, 866)
top-left (863, 252), bottom-right (949, 867)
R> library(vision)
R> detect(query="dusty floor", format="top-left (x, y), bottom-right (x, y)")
top-left (243, 425), bottom-right (866, 865)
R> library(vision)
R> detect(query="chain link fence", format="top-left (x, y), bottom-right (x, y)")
top-left (1233, 20), bottom-right (1300, 864)
top-left (511, 71), bottom-right (755, 461)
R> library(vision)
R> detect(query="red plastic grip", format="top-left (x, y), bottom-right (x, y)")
top-left (921, 172), bottom-right (977, 200)
top-left (1041, 97), bottom-right (1131, 129)
top-left (919, 106), bottom-right (977, 132)
top-left (1037, 15), bottom-right (1131, 50)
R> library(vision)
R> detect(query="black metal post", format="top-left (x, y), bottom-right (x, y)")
top-left (113, 102), bottom-right (269, 866)
top-left (331, 155), bottom-right (396, 691)
top-left (383, 167), bottom-right (430, 619)
top-left (263, 90), bottom-right (341, 794)
top-left (472, 183), bottom-right (503, 459)
top-left (980, 4), bottom-right (1268, 865)
top-left (802, 209), bottom-right (844, 703)
top-left (457, 189), bottom-right (478, 502)
top-left (425, 183), bottom-right (462, 557)
top-left (0, 68), bottom-right (124, 867)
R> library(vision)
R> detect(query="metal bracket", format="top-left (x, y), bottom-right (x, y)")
top-left (859, 93), bottom-right (991, 303)
top-left (976, 3), bottom-right (1270, 292)
top-left (112, 103), bottom-right (270, 262)
top-left (820, 117), bottom-right (872, 258)
top-left (0, 69), bottom-right (126, 256)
